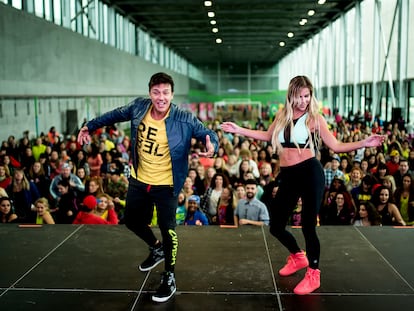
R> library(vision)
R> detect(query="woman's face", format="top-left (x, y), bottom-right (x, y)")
top-left (294, 87), bottom-right (311, 112)
top-left (36, 202), bottom-right (47, 215)
top-left (379, 189), bottom-right (390, 204)
top-left (0, 200), bottom-right (12, 215)
top-left (77, 168), bottom-right (85, 179)
top-left (403, 176), bottom-right (411, 188)
top-left (89, 181), bottom-right (99, 193)
top-left (359, 205), bottom-right (368, 218)
top-left (335, 194), bottom-right (344, 206)
top-left (215, 176), bottom-right (223, 188)
top-left (97, 196), bottom-right (109, 211)
top-left (33, 162), bottom-right (42, 173)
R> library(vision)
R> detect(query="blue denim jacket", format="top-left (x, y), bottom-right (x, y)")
top-left (85, 97), bottom-right (219, 195)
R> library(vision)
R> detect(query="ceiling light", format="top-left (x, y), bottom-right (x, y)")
top-left (210, 20), bottom-right (217, 25)
top-left (299, 18), bottom-right (308, 26)
top-left (216, 38), bottom-right (222, 44)
top-left (208, 11), bottom-right (215, 18)
top-left (212, 28), bottom-right (219, 33)
top-left (204, 1), bottom-right (212, 6)
top-left (279, 41), bottom-right (285, 47)
top-left (287, 32), bottom-right (294, 38)
top-left (308, 10), bottom-right (315, 16)
top-left (318, 0), bottom-right (326, 4)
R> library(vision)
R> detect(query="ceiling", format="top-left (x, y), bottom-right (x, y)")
top-left (103, 0), bottom-right (360, 67)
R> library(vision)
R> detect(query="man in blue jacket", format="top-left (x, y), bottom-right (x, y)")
top-left (77, 72), bottom-right (218, 302)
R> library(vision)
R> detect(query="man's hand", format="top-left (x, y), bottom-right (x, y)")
top-left (198, 135), bottom-right (215, 158)
top-left (77, 126), bottom-right (91, 145)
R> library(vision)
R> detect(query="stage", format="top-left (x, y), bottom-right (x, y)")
top-left (0, 224), bottom-right (413, 310)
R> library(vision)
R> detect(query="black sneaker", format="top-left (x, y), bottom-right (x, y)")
top-left (139, 243), bottom-right (164, 272)
top-left (152, 271), bottom-right (176, 303)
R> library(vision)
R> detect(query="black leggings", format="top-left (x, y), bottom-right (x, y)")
top-left (124, 178), bottom-right (178, 272)
top-left (269, 158), bottom-right (324, 269)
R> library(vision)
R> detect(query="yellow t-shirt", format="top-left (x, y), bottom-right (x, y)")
top-left (132, 107), bottom-right (173, 185)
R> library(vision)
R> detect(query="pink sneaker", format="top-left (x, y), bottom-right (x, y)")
top-left (293, 267), bottom-right (320, 295)
top-left (279, 251), bottom-right (309, 276)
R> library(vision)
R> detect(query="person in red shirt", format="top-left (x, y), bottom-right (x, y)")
top-left (73, 195), bottom-right (118, 225)
top-left (386, 150), bottom-right (400, 176)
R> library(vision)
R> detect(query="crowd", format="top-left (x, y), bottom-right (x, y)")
top-left (1, 111), bottom-right (414, 227)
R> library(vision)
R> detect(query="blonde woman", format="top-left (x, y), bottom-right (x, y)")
top-left (221, 75), bottom-right (385, 295)
top-left (6, 169), bottom-right (40, 222)
top-left (34, 197), bottom-right (55, 224)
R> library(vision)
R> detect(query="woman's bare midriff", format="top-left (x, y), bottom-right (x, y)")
top-left (279, 148), bottom-right (315, 167)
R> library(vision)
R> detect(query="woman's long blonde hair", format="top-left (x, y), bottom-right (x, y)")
top-left (271, 75), bottom-right (321, 155)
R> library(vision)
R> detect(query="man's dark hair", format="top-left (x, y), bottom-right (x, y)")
top-left (244, 179), bottom-right (257, 186)
top-left (148, 72), bottom-right (174, 92)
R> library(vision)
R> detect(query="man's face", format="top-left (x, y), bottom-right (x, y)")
top-left (331, 160), bottom-right (340, 170)
top-left (399, 161), bottom-right (409, 174)
top-left (149, 83), bottom-right (173, 117)
top-left (245, 184), bottom-right (257, 199)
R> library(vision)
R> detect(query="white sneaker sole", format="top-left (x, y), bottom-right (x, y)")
top-left (138, 258), bottom-right (165, 272)
top-left (151, 287), bottom-right (176, 303)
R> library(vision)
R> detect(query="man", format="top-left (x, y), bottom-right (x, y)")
top-left (323, 154), bottom-right (344, 188)
top-left (393, 158), bottom-right (413, 188)
top-left (77, 72), bottom-right (218, 303)
top-left (49, 163), bottom-right (85, 201)
top-left (234, 179), bottom-right (270, 226)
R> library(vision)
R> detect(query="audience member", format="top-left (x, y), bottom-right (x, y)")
top-left (54, 179), bottom-right (79, 224)
top-left (234, 179), bottom-right (269, 226)
top-left (323, 154), bottom-right (344, 189)
top-left (353, 201), bottom-right (381, 226)
top-left (73, 195), bottom-right (117, 224)
top-left (0, 164), bottom-right (12, 189)
top-left (393, 173), bottom-right (414, 226)
top-left (34, 197), bottom-right (55, 224)
top-left (28, 161), bottom-right (51, 200)
top-left (393, 158), bottom-right (413, 188)
top-left (320, 191), bottom-right (356, 225)
top-left (49, 163), bottom-right (85, 201)
top-left (176, 191), bottom-right (187, 225)
top-left (386, 150), bottom-right (400, 176)
top-left (184, 195), bottom-right (209, 226)
top-left (92, 193), bottom-right (119, 224)
top-left (216, 186), bottom-right (237, 226)
top-left (6, 168), bottom-right (39, 222)
top-left (371, 185), bottom-right (406, 226)
top-left (0, 197), bottom-right (18, 223)
top-left (200, 172), bottom-right (229, 223)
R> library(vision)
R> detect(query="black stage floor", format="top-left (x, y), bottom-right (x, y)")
top-left (0, 224), bottom-right (413, 311)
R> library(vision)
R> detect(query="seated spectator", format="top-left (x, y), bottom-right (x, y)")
top-left (73, 195), bottom-right (118, 224)
top-left (6, 168), bottom-right (39, 223)
top-left (0, 164), bottom-right (12, 189)
top-left (0, 197), bottom-right (18, 223)
top-left (234, 179), bottom-right (269, 226)
top-left (85, 176), bottom-right (105, 198)
top-left (320, 191), bottom-right (356, 225)
top-left (54, 179), bottom-right (79, 224)
top-left (324, 154), bottom-right (344, 189)
top-left (182, 176), bottom-right (196, 198)
top-left (393, 158), bottom-right (413, 189)
top-left (200, 173), bottom-right (229, 223)
top-left (371, 185), bottom-right (406, 226)
top-left (49, 162), bottom-right (85, 202)
top-left (382, 175), bottom-right (397, 195)
top-left (184, 195), bottom-right (209, 226)
top-left (345, 167), bottom-right (363, 192)
top-left (34, 197), bottom-right (55, 224)
top-left (187, 168), bottom-right (203, 195)
top-left (353, 201), bottom-right (381, 226)
top-left (28, 161), bottom-right (51, 200)
top-left (386, 150), bottom-right (400, 176)
top-left (92, 193), bottom-right (119, 224)
top-left (217, 186), bottom-right (237, 226)
top-left (393, 173), bottom-right (414, 226)
top-left (351, 175), bottom-right (375, 207)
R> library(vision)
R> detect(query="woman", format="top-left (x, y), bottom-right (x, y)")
top-left (371, 185), bottom-right (406, 226)
top-left (216, 186), bottom-right (237, 226)
top-left (34, 197), bottom-right (55, 224)
top-left (200, 172), bottom-right (229, 224)
top-left (393, 173), bottom-right (414, 225)
top-left (0, 197), bottom-right (18, 223)
top-left (6, 169), bottom-right (40, 223)
top-left (320, 191), bottom-right (356, 225)
top-left (221, 75), bottom-right (384, 295)
top-left (353, 201), bottom-right (381, 226)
